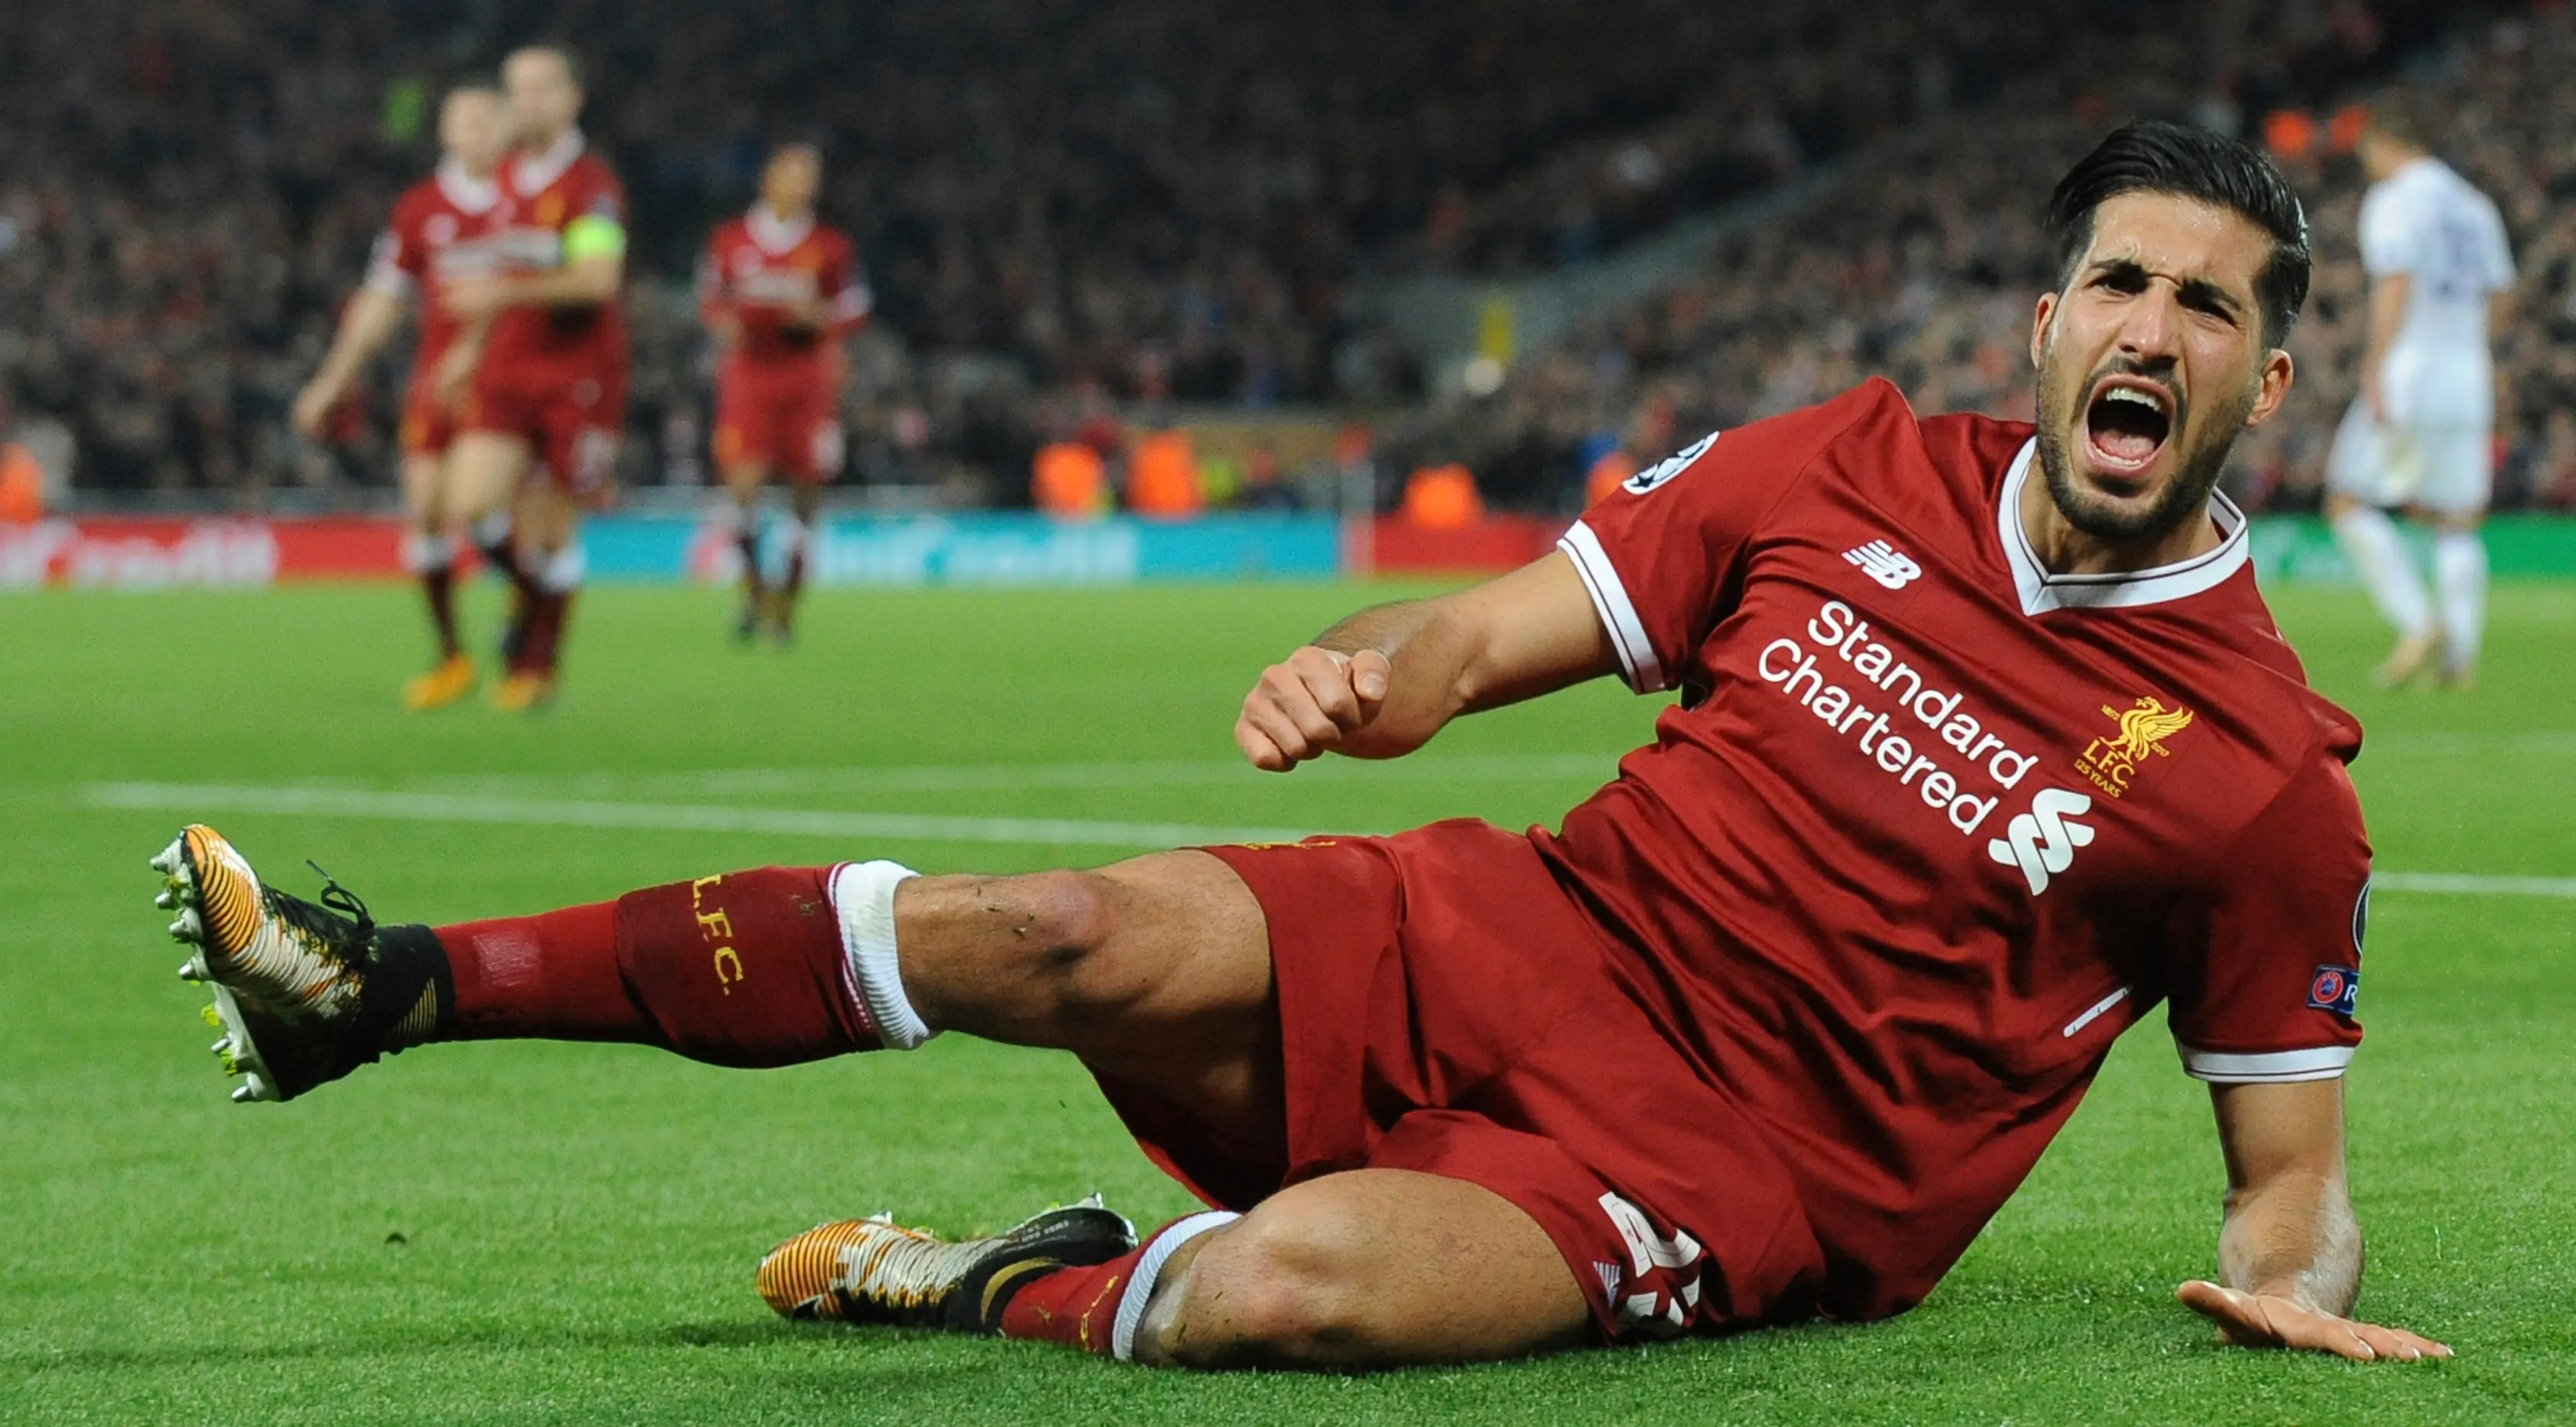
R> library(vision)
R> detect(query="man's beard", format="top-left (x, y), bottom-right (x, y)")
top-left (2033, 337), bottom-right (2253, 544)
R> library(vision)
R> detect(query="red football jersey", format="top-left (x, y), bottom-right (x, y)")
top-left (362, 163), bottom-right (505, 365)
top-left (1537, 378), bottom-right (2371, 1321)
top-left (483, 132), bottom-right (629, 377)
top-left (698, 206), bottom-right (869, 371)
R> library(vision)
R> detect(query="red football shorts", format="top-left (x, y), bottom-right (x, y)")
top-left (1103, 820), bottom-right (1827, 1340)
top-left (397, 371), bottom-right (460, 457)
top-left (463, 363), bottom-right (627, 501)
top-left (714, 366), bottom-right (842, 485)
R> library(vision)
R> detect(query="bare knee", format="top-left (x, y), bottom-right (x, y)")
top-left (898, 869), bottom-right (1123, 1024)
top-left (1149, 1208), bottom-right (1381, 1370)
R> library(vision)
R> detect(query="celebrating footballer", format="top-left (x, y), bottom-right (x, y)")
top-left (148, 121), bottom-right (2449, 1370)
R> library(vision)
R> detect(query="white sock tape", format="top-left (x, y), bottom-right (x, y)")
top-left (1110, 1210), bottom-right (1240, 1363)
top-left (538, 542), bottom-right (587, 593)
top-left (401, 533), bottom-right (457, 574)
top-left (472, 510), bottom-right (514, 549)
top-left (828, 860), bottom-right (933, 1050)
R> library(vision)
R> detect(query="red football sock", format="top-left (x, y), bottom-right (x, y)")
top-left (996, 1211), bottom-right (1239, 1357)
top-left (995, 1244), bottom-right (1148, 1355)
top-left (423, 566), bottom-right (461, 658)
top-left (737, 527), bottom-right (766, 599)
top-left (515, 589), bottom-right (571, 676)
top-left (435, 866), bottom-right (877, 1065)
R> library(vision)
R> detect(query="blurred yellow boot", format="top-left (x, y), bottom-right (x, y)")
top-left (403, 654), bottom-right (477, 710)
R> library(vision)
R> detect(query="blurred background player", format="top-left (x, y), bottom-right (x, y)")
top-left (698, 141), bottom-right (869, 642)
top-left (2324, 104), bottom-right (2516, 689)
top-left (437, 44), bottom-right (630, 711)
top-left (289, 86), bottom-right (513, 709)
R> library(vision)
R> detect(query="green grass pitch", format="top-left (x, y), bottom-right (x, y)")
top-left (2, 576), bottom-right (2570, 1425)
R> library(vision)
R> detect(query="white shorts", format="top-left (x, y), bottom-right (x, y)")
top-left (2325, 398), bottom-right (2491, 515)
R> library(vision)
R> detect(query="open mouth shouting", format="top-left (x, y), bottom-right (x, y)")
top-left (2081, 374), bottom-right (2179, 482)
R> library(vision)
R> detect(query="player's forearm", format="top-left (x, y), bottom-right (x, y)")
top-left (2217, 1167), bottom-right (2362, 1317)
top-left (1311, 598), bottom-right (1479, 757)
top-left (314, 289), bottom-right (407, 390)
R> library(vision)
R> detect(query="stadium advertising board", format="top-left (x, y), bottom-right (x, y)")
top-left (14, 513), bottom-right (2576, 587)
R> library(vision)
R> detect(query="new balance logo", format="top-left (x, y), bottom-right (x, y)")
top-left (1843, 539), bottom-right (1921, 589)
top-left (1987, 787), bottom-right (2094, 895)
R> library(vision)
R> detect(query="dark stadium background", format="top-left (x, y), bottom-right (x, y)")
top-left (5, 0), bottom-right (2569, 524)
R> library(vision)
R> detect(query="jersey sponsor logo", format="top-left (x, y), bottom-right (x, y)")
top-left (1986, 787), bottom-right (2094, 895)
top-left (1756, 599), bottom-right (2039, 837)
top-left (1842, 539), bottom-right (1921, 589)
top-left (1623, 431), bottom-right (1716, 495)
top-left (2306, 964), bottom-right (2360, 1016)
top-left (2072, 695), bottom-right (2194, 799)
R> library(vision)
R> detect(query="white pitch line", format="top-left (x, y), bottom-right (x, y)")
top-left (412, 752), bottom-right (1626, 798)
top-left (2373, 872), bottom-right (2576, 900)
top-left (83, 782), bottom-right (1322, 851)
top-left (77, 782), bottom-right (2576, 896)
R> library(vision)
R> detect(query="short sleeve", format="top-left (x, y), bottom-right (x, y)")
top-left (2166, 755), bottom-right (2370, 1083)
top-left (362, 213), bottom-right (420, 296)
top-left (2483, 201), bottom-right (2516, 289)
top-left (2357, 187), bottom-right (2417, 277)
top-left (1558, 384), bottom-right (1879, 692)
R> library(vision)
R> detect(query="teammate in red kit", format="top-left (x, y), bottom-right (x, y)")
top-left (699, 141), bottom-right (870, 642)
top-left (292, 86), bottom-right (514, 709)
top-left (438, 44), bottom-right (630, 711)
top-left (146, 123), bottom-right (2450, 1370)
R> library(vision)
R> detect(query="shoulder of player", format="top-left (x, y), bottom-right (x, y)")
top-left (389, 178), bottom-right (440, 226)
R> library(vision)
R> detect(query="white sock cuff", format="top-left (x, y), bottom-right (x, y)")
top-left (1110, 1210), bottom-right (1241, 1363)
top-left (472, 510), bottom-right (514, 549)
top-left (538, 542), bottom-right (587, 593)
top-left (401, 532), bottom-right (458, 573)
top-left (828, 860), bottom-right (934, 1050)
top-left (781, 518), bottom-right (816, 556)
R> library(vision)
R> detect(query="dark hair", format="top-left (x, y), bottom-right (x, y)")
top-left (2045, 119), bottom-right (2311, 348)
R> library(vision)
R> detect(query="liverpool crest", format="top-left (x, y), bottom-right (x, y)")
top-left (2074, 695), bottom-right (2193, 798)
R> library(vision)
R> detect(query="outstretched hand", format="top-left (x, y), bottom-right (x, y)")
top-left (2177, 1281), bottom-right (2451, 1363)
top-left (1235, 647), bottom-right (1392, 771)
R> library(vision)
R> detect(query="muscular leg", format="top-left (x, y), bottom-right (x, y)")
top-left (1132, 1170), bottom-right (1590, 1369)
top-left (777, 479), bottom-right (820, 637)
top-left (721, 459), bottom-right (770, 637)
top-left (446, 432), bottom-right (542, 632)
top-left (2426, 508), bottom-right (2487, 684)
top-left (896, 853), bottom-right (1280, 1134)
top-left (170, 825), bottom-right (1597, 1370)
top-left (2325, 491), bottom-right (2439, 684)
top-left (397, 452), bottom-right (463, 662)
top-left (508, 481), bottom-right (584, 687)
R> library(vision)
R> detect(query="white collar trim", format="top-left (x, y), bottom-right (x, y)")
top-left (746, 204), bottom-right (814, 253)
top-left (511, 130), bottom-right (587, 196)
top-left (434, 160), bottom-right (500, 214)
top-left (1997, 438), bottom-right (2250, 616)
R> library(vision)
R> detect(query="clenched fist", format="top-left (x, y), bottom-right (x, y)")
top-left (1235, 647), bottom-right (1394, 771)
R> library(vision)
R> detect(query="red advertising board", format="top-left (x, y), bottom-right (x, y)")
top-left (0, 518), bottom-right (406, 587)
top-left (1362, 514), bottom-right (1568, 573)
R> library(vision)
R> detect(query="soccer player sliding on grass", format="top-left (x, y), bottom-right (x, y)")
top-left (149, 123), bottom-right (2447, 1370)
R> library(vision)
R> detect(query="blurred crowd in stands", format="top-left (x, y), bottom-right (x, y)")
top-left (1412, 0), bottom-right (2576, 514)
top-left (1, 0), bottom-right (2568, 513)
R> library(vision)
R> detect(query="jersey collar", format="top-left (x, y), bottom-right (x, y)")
top-left (511, 130), bottom-right (587, 196)
top-left (1997, 437), bottom-right (2250, 616)
top-left (434, 160), bottom-right (500, 215)
top-left (746, 204), bottom-right (815, 254)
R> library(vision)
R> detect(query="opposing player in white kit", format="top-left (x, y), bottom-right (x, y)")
top-left (2324, 106), bottom-right (2515, 687)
